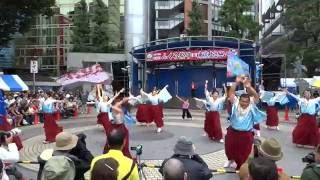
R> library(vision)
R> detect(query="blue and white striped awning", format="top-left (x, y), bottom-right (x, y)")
top-left (0, 75), bottom-right (29, 92)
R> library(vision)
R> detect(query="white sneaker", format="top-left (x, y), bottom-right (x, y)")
top-left (256, 130), bottom-right (261, 137)
top-left (276, 126), bottom-right (280, 130)
top-left (202, 133), bottom-right (207, 137)
top-left (219, 139), bottom-right (224, 143)
top-left (223, 161), bottom-right (232, 168)
top-left (157, 128), bottom-right (162, 133)
top-left (230, 161), bottom-right (237, 169)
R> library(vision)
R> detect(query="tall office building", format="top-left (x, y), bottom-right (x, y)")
top-left (13, 0), bottom-right (123, 77)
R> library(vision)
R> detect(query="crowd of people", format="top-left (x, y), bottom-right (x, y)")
top-left (0, 74), bottom-right (319, 180)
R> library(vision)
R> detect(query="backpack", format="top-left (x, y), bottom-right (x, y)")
top-left (41, 155), bottom-right (76, 180)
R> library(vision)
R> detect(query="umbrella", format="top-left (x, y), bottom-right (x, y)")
top-left (311, 79), bottom-right (320, 88)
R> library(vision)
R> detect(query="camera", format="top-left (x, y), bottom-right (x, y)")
top-left (131, 145), bottom-right (143, 156)
top-left (302, 152), bottom-right (315, 164)
top-left (0, 128), bottom-right (22, 137)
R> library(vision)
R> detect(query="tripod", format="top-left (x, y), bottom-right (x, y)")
top-left (134, 151), bottom-right (147, 180)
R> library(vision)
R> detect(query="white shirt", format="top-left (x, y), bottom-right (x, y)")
top-left (0, 143), bottom-right (20, 164)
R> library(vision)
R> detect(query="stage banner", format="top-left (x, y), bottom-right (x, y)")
top-left (146, 49), bottom-right (237, 62)
top-left (57, 64), bottom-right (112, 87)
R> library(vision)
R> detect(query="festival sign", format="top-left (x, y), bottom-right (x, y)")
top-left (146, 49), bottom-right (237, 62)
top-left (57, 64), bottom-right (112, 87)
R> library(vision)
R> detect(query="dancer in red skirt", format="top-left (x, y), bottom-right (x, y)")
top-left (128, 93), bottom-right (153, 125)
top-left (103, 97), bottom-right (132, 158)
top-left (287, 89), bottom-right (320, 147)
top-left (97, 89), bottom-right (124, 135)
top-left (42, 92), bottom-right (63, 144)
top-left (140, 85), bottom-right (172, 133)
top-left (224, 76), bottom-right (266, 170)
top-left (260, 89), bottom-right (288, 130)
top-left (195, 81), bottom-right (226, 143)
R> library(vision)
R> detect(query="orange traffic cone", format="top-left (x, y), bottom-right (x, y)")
top-left (34, 114), bottom-right (39, 125)
top-left (284, 106), bottom-right (289, 121)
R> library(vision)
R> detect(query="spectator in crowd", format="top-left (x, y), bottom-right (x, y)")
top-left (162, 158), bottom-right (187, 180)
top-left (4, 95), bottom-right (15, 108)
top-left (0, 131), bottom-right (26, 180)
top-left (248, 157), bottom-right (278, 180)
top-left (301, 144), bottom-right (320, 180)
top-left (8, 103), bottom-right (23, 127)
top-left (90, 128), bottom-right (139, 180)
top-left (0, 159), bottom-right (9, 180)
top-left (50, 132), bottom-right (92, 180)
top-left (91, 158), bottom-right (119, 180)
top-left (159, 136), bottom-right (212, 180)
top-left (239, 138), bottom-right (289, 180)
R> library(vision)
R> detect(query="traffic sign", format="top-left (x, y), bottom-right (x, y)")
top-left (30, 60), bottom-right (38, 73)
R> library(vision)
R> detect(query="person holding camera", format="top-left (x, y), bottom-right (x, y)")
top-left (159, 136), bottom-right (212, 180)
top-left (301, 144), bottom-right (320, 180)
top-left (0, 131), bottom-right (26, 180)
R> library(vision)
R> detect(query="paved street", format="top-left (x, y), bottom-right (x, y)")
top-left (17, 109), bottom-right (311, 180)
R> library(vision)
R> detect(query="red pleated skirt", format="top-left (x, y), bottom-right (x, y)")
top-left (0, 117), bottom-right (23, 150)
top-left (225, 127), bottom-right (254, 169)
top-left (97, 113), bottom-right (112, 135)
top-left (292, 114), bottom-right (319, 146)
top-left (103, 124), bottom-right (132, 159)
top-left (43, 113), bottom-right (63, 142)
top-left (266, 106), bottom-right (279, 127)
top-left (152, 105), bottom-right (164, 128)
top-left (136, 104), bottom-right (153, 123)
top-left (204, 111), bottom-right (223, 140)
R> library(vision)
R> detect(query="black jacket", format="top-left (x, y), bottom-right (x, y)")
top-left (159, 154), bottom-right (213, 180)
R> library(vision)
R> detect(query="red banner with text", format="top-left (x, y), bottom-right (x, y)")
top-left (146, 49), bottom-right (237, 62)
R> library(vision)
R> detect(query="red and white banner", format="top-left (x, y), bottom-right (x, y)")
top-left (146, 49), bottom-right (237, 62)
top-left (57, 64), bottom-right (112, 86)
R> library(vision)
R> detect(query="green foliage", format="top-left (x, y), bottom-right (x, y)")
top-left (283, 0), bottom-right (320, 77)
top-left (220, 0), bottom-right (260, 40)
top-left (91, 0), bottom-right (111, 53)
top-left (71, 0), bottom-right (91, 52)
top-left (187, 1), bottom-right (203, 36)
top-left (0, 0), bottom-right (55, 46)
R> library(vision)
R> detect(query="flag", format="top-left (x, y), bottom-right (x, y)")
top-left (158, 87), bottom-right (172, 103)
top-left (56, 64), bottom-right (112, 87)
top-left (227, 54), bottom-right (250, 77)
top-left (0, 90), bottom-right (6, 125)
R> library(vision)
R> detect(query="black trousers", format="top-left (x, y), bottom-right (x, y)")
top-left (182, 109), bottom-right (192, 119)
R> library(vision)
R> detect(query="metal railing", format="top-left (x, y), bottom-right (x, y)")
top-left (155, 0), bottom-right (183, 10)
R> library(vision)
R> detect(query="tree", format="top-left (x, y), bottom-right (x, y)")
top-left (219, 0), bottom-right (260, 40)
top-left (91, 0), bottom-right (110, 53)
top-left (71, 0), bottom-right (91, 52)
top-left (283, 0), bottom-right (320, 77)
top-left (187, 1), bottom-right (203, 36)
top-left (0, 0), bottom-right (55, 46)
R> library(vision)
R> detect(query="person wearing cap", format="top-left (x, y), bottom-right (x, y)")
top-left (238, 138), bottom-right (289, 180)
top-left (194, 81), bottom-right (226, 143)
top-left (159, 136), bottom-right (212, 180)
top-left (42, 92), bottom-right (63, 144)
top-left (286, 89), bottom-right (320, 147)
top-left (51, 132), bottom-right (91, 180)
top-left (224, 76), bottom-right (266, 169)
